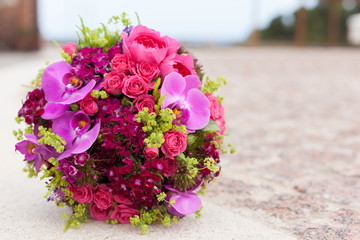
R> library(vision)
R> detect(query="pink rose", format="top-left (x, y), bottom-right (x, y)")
top-left (93, 185), bottom-right (113, 210)
top-left (161, 131), bottom-right (187, 159)
top-left (110, 204), bottom-right (139, 224)
top-left (133, 94), bottom-right (155, 112)
top-left (68, 185), bottom-right (93, 204)
top-left (113, 194), bottom-right (132, 205)
top-left (101, 72), bottom-right (125, 95)
top-left (79, 95), bottom-right (98, 115)
top-left (160, 54), bottom-right (196, 78)
top-left (132, 62), bottom-right (160, 82)
top-left (144, 147), bottom-right (158, 159)
top-left (62, 42), bottom-right (77, 56)
top-left (111, 54), bottom-right (132, 74)
top-left (89, 202), bottom-right (110, 221)
top-left (205, 93), bottom-right (224, 120)
top-left (122, 75), bottom-right (148, 98)
top-left (122, 25), bottom-right (180, 65)
top-left (215, 117), bottom-right (226, 135)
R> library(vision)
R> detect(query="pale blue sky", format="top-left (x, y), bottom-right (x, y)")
top-left (38, 0), bottom-right (318, 43)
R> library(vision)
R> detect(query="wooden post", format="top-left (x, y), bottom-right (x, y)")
top-left (294, 7), bottom-right (308, 46)
top-left (0, 0), bottom-right (40, 51)
top-left (328, 0), bottom-right (342, 46)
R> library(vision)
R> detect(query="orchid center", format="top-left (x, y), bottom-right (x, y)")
top-left (78, 120), bottom-right (88, 128)
top-left (71, 77), bottom-right (81, 87)
top-left (27, 142), bottom-right (37, 153)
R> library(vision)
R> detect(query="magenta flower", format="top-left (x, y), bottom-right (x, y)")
top-left (52, 110), bottom-right (100, 160)
top-left (160, 72), bottom-right (210, 131)
top-left (41, 61), bottom-right (96, 119)
top-left (165, 185), bottom-right (202, 217)
top-left (15, 134), bottom-right (53, 172)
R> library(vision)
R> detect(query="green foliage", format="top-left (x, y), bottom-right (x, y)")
top-left (15, 116), bottom-right (23, 124)
top-left (63, 203), bottom-right (89, 231)
top-left (136, 107), bottom-right (180, 148)
top-left (77, 14), bottom-right (132, 50)
top-left (201, 120), bottom-right (221, 133)
top-left (130, 206), bottom-right (178, 234)
top-left (172, 154), bottom-right (199, 191)
top-left (13, 129), bottom-right (23, 141)
top-left (195, 206), bottom-right (203, 218)
top-left (203, 158), bottom-right (219, 172)
top-left (156, 192), bottom-right (167, 202)
top-left (37, 126), bottom-right (66, 153)
top-left (202, 76), bottom-right (227, 94)
top-left (23, 164), bottom-right (38, 178)
top-left (91, 90), bottom-right (109, 99)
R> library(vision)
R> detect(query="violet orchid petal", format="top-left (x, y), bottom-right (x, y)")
top-left (41, 61), bottom-right (70, 102)
top-left (23, 134), bottom-right (39, 144)
top-left (70, 120), bottom-right (100, 154)
top-left (168, 192), bottom-right (202, 216)
top-left (184, 88), bottom-right (210, 131)
top-left (71, 111), bottom-right (91, 134)
top-left (183, 75), bottom-right (201, 93)
top-left (15, 140), bottom-right (30, 155)
top-left (52, 111), bottom-right (76, 147)
top-left (161, 72), bottom-right (186, 108)
top-left (34, 157), bottom-right (43, 172)
top-left (41, 102), bottom-right (69, 120)
top-left (57, 120), bottom-right (100, 160)
top-left (60, 79), bottom-right (96, 104)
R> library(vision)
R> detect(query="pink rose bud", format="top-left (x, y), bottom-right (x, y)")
top-left (144, 147), bottom-right (158, 159)
top-left (62, 42), bottom-right (77, 56)
top-left (161, 131), bottom-right (187, 159)
top-left (79, 96), bottom-right (98, 115)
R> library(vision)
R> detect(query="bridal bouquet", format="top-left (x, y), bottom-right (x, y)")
top-left (14, 14), bottom-right (232, 233)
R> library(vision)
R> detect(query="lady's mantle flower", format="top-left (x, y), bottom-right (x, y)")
top-left (41, 61), bottom-right (96, 119)
top-left (15, 134), bottom-right (52, 172)
top-left (160, 72), bottom-right (210, 132)
top-left (52, 110), bottom-right (100, 160)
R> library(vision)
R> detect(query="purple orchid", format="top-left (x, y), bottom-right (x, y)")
top-left (160, 72), bottom-right (210, 132)
top-left (165, 185), bottom-right (202, 217)
top-left (15, 134), bottom-right (53, 172)
top-left (41, 61), bottom-right (96, 119)
top-left (52, 110), bottom-right (100, 160)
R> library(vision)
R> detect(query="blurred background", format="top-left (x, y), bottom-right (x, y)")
top-left (2, 0), bottom-right (360, 50)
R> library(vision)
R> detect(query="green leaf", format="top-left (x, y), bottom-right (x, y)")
top-left (200, 120), bottom-right (220, 132)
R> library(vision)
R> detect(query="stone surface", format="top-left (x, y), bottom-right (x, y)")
top-left (1, 46), bottom-right (360, 239)
top-left (190, 47), bottom-right (360, 239)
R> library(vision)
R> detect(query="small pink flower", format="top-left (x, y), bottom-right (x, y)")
top-left (111, 54), bottom-right (132, 74)
top-left (205, 93), bottom-right (224, 120)
top-left (110, 204), bottom-right (139, 224)
top-left (161, 131), bottom-right (187, 159)
top-left (113, 194), bottom-right (132, 205)
top-left (93, 185), bottom-right (113, 210)
top-left (68, 185), bottom-right (93, 204)
top-left (160, 54), bottom-right (196, 78)
top-left (133, 94), bottom-right (155, 112)
top-left (79, 95), bottom-right (98, 115)
top-left (144, 147), bottom-right (158, 159)
top-left (101, 72), bottom-right (125, 95)
top-left (122, 75), bottom-right (148, 98)
top-left (89, 202), bottom-right (110, 221)
top-left (122, 25), bottom-right (180, 65)
top-left (132, 62), bottom-right (160, 82)
top-left (62, 42), bottom-right (77, 56)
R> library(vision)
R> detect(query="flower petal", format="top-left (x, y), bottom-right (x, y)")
top-left (171, 192), bottom-right (202, 216)
top-left (184, 89), bottom-right (210, 131)
top-left (184, 75), bottom-right (201, 93)
top-left (41, 102), bottom-right (69, 120)
top-left (52, 111), bottom-right (76, 147)
top-left (57, 120), bottom-right (101, 160)
top-left (41, 61), bottom-right (70, 102)
top-left (60, 79), bottom-right (96, 104)
top-left (161, 72), bottom-right (186, 108)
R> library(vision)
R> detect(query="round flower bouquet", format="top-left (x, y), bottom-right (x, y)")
top-left (14, 14), bottom-right (232, 233)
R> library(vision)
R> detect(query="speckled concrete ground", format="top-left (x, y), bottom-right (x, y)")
top-left (1, 46), bottom-right (360, 240)
top-left (191, 47), bottom-right (360, 240)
